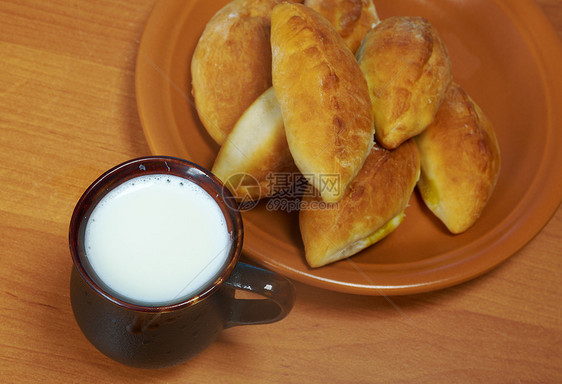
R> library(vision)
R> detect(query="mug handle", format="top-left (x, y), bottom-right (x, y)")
top-left (224, 262), bottom-right (296, 328)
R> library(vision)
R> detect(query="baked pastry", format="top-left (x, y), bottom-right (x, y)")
top-left (415, 83), bottom-right (501, 234)
top-left (271, 2), bottom-right (374, 203)
top-left (304, 0), bottom-right (380, 53)
top-left (300, 140), bottom-right (420, 267)
top-left (356, 16), bottom-right (452, 149)
top-left (191, 0), bottom-right (286, 145)
top-left (212, 87), bottom-right (297, 201)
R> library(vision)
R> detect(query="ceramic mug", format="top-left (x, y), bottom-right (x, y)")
top-left (69, 156), bottom-right (295, 369)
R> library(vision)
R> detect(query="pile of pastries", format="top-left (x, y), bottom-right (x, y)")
top-left (191, 0), bottom-right (501, 268)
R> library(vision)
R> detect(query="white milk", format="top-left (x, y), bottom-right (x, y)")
top-left (84, 174), bottom-right (232, 306)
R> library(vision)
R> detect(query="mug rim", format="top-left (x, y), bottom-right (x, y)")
top-left (69, 156), bottom-right (244, 313)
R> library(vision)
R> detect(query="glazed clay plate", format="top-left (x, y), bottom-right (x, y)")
top-left (136, 0), bottom-right (562, 295)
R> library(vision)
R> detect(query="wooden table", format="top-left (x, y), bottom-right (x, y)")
top-left (1, 1), bottom-right (561, 382)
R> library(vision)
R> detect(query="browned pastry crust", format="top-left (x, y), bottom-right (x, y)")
top-left (271, 2), bottom-right (374, 203)
top-left (300, 140), bottom-right (420, 267)
top-left (415, 83), bottom-right (501, 234)
top-left (192, 0), bottom-right (289, 145)
top-left (304, 0), bottom-right (380, 53)
top-left (357, 16), bottom-right (452, 149)
top-left (212, 87), bottom-right (297, 201)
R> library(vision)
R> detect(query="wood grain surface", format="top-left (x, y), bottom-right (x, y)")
top-left (1, 0), bottom-right (561, 383)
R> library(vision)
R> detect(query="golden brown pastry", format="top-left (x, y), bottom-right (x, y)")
top-left (356, 16), bottom-right (452, 149)
top-left (304, 0), bottom-right (380, 53)
top-left (191, 0), bottom-right (287, 145)
top-left (271, 2), bottom-right (374, 203)
top-left (415, 83), bottom-right (501, 234)
top-left (300, 140), bottom-right (420, 268)
top-left (212, 87), bottom-right (297, 201)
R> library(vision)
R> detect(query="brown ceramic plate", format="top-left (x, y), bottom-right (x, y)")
top-left (135, 0), bottom-right (562, 295)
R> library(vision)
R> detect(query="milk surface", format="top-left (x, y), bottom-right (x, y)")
top-left (84, 174), bottom-right (232, 306)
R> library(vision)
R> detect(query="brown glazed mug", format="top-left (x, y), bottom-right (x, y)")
top-left (69, 157), bottom-right (295, 369)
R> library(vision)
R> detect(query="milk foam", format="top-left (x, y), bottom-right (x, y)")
top-left (84, 174), bottom-right (232, 306)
